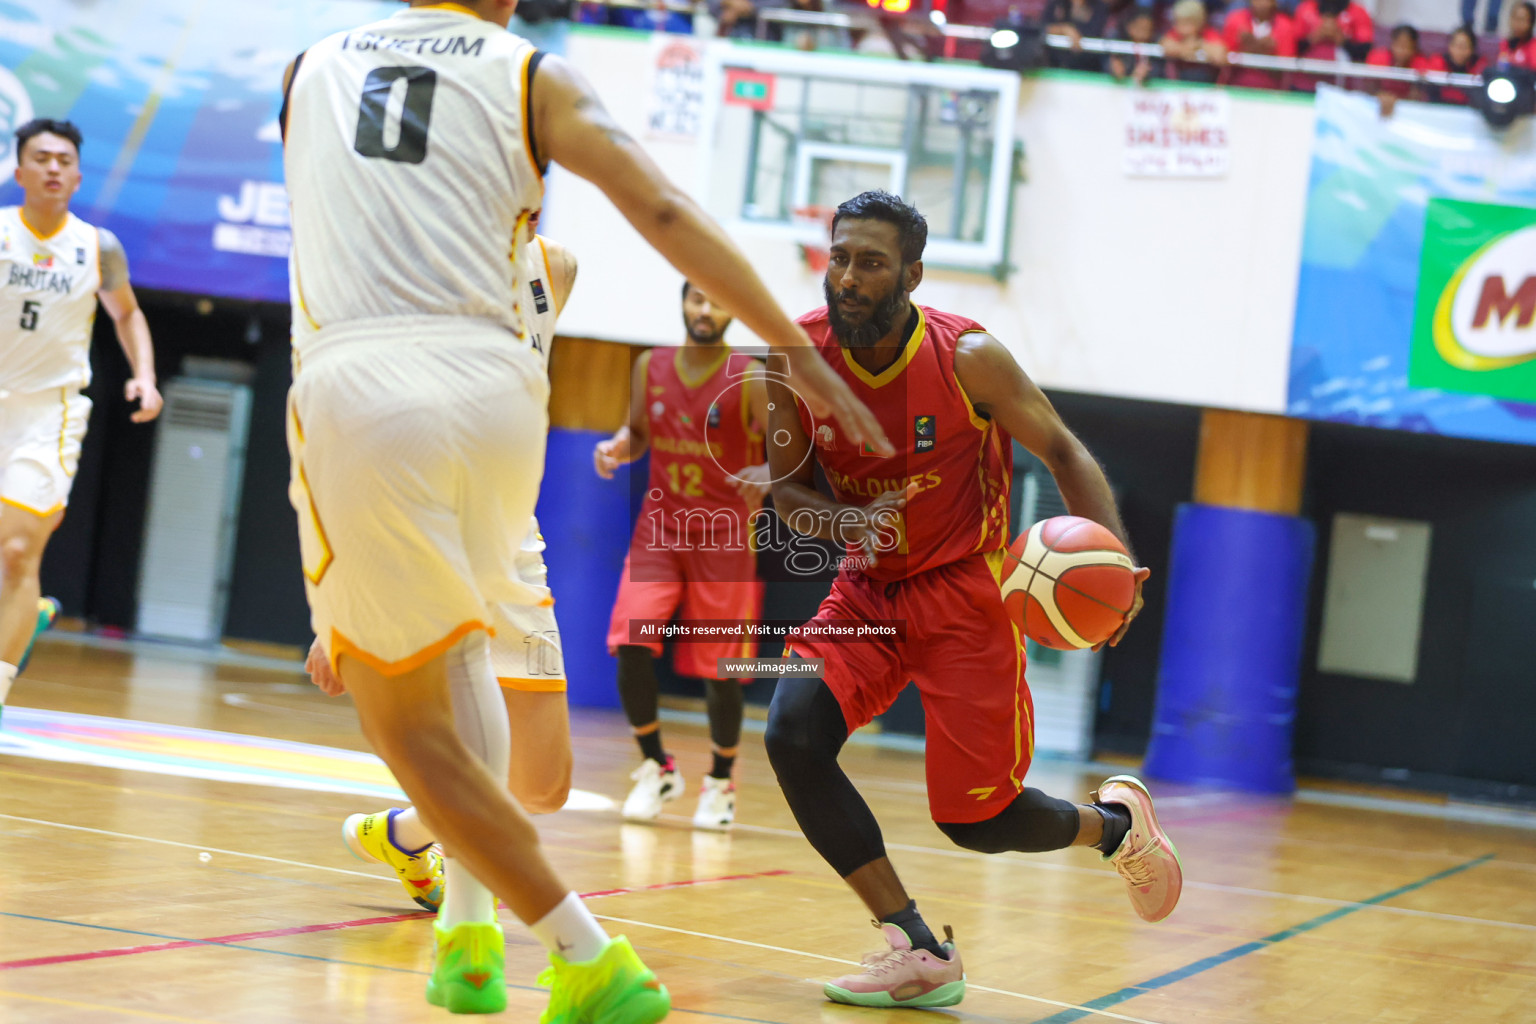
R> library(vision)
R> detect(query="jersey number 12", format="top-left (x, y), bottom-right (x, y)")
top-left (354, 66), bottom-right (437, 164)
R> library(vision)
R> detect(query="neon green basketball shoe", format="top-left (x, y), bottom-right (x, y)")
top-left (537, 936), bottom-right (670, 1023)
top-left (426, 919), bottom-right (506, 1014)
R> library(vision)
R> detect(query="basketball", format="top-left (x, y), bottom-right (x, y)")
top-left (1000, 516), bottom-right (1136, 650)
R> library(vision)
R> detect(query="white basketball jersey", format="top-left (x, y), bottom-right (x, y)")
top-left (283, 5), bottom-right (545, 348)
top-left (0, 207), bottom-right (99, 393)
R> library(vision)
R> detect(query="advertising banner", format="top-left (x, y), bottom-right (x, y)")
top-left (1288, 87), bottom-right (1536, 445)
top-left (0, 1), bottom-right (574, 305)
top-left (1410, 199), bottom-right (1536, 405)
top-left (1123, 90), bottom-right (1229, 178)
top-left (647, 35), bottom-right (705, 140)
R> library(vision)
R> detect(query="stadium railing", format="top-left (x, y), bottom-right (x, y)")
top-left (573, 0), bottom-right (1485, 91)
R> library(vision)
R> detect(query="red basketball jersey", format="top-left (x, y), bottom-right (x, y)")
top-left (640, 347), bottom-right (764, 547)
top-left (794, 304), bottom-right (1013, 581)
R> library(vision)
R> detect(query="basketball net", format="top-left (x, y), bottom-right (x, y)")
top-left (792, 206), bottom-right (836, 274)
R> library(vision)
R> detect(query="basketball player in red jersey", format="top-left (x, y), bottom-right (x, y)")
top-left (765, 191), bottom-right (1183, 1009)
top-left (596, 281), bottom-right (767, 831)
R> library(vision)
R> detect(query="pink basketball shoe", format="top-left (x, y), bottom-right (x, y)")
top-left (1095, 774), bottom-right (1183, 922)
top-left (823, 923), bottom-right (965, 1008)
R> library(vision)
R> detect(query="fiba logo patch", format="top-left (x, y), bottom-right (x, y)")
top-left (0, 65), bottom-right (35, 181)
top-left (915, 415), bottom-right (936, 451)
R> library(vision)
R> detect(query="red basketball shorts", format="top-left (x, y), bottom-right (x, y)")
top-left (786, 552), bottom-right (1034, 824)
top-left (606, 537), bottom-right (762, 679)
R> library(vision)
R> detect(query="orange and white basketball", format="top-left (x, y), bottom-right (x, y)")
top-left (1000, 516), bottom-right (1136, 650)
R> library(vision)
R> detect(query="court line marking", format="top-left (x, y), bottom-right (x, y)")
top-left (0, 870), bottom-right (794, 972)
top-left (0, 812), bottom-right (390, 881)
top-left (0, 910), bottom-right (426, 975)
top-left (708, 817), bottom-right (1536, 933)
top-left (10, 802), bottom-right (1531, 941)
top-left (592, 914), bottom-right (1172, 1024)
top-left (0, 988), bottom-right (218, 1024)
top-left (1025, 852), bottom-right (1497, 1024)
top-left (0, 910), bottom-right (823, 1024)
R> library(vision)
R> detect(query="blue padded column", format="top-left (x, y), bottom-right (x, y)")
top-left (534, 428), bottom-right (647, 710)
top-left (1143, 503), bottom-right (1315, 793)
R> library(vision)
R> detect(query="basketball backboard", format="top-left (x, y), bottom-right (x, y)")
top-left (697, 45), bottom-right (1020, 276)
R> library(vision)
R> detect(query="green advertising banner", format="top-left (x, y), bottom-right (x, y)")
top-left (1410, 199), bottom-right (1536, 404)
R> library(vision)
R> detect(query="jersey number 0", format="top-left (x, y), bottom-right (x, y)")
top-left (353, 66), bottom-right (438, 164)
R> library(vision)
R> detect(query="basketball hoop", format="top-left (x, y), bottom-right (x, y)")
top-left (791, 206), bottom-right (836, 274)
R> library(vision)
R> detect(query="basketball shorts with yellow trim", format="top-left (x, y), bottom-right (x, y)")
top-left (0, 387), bottom-right (91, 517)
top-left (785, 553), bottom-right (1035, 824)
top-left (491, 517), bottom-right (566, 692)
top-left (288, 321), bottom-right (550, 675)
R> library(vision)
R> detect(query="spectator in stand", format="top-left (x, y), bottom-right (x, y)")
top-left (1364, 24), bottom-right (1429, 112)
top-left (1222, 0), bottom-right (1298, 90)
top-left (770, 0), bottom-right (852, 50)
top-left (1464, 0), bottom-right (1503, 36)
top-left (1160, 0), bottom-right (1227, 83)
top-left (1046, 0), bottom-right (1112, 72)
top-left (609, 0), bottom-right (694, 33)
top-left (713, 0), bottom-right (772, 38)
top-left (1108, 6), bottom-right (1163, 83)
top-left (1500, 1), bottom-right (1536, 66)
top-left (1428, 26), bottom-right (1487, 105)
top-left (1294, 0), bottom-right (1374, 63)
top-left (1103, 0), bottom-right (1139, 37)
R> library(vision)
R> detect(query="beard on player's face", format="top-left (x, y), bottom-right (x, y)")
top-left (824, 272), bottom-right (908, 349)
top-left (686, 314), bottom-right (728, 345)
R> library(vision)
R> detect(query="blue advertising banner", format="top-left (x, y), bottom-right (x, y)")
top-left (0, 1), bottom-right (566, 305)
top-left (0, 1), bottom-right (401, 303)
top-left (1287, 86), bottom-right (1536, 446)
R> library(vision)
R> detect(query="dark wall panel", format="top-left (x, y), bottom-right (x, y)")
top-left (1296, 423), bottom-right (1536, 794)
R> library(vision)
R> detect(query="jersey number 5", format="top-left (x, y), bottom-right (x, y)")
top-left (19, 300), bottom-right (40, 331)
top-left (354, 66), bottom-right (437, 164)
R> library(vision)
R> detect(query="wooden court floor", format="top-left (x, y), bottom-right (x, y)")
top-left (2, 639), bottom-right (1534, 1023)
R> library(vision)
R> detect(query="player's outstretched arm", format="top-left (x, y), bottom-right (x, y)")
top-left (96, 233), bottom-right (161, 424)
top-left (531, 56), bottom-right (891, 457)
top-left (955, 332), bottom-right (1149, 644)
top-left (595, 350), bottom-right (653, 479)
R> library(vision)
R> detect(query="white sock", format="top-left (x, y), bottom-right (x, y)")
top-left (388, 807), bottom-right (435, 853)
top-left (440, 856), bottom-right (497, 927)
top-left (0, 662), bottom-right (17, 705)
top-left (530, 892), bottom-right (610, 964)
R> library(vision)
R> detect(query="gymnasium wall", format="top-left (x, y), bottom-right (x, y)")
top-left (545, 33), bottom-right (1313, 415)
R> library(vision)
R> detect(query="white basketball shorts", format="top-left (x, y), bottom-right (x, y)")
top-left (0, 387), bottom-right (91, 517)
top-left (288, 318), bottom-right (550, 674)
top-left (492, 517), bottom-right (566, 692)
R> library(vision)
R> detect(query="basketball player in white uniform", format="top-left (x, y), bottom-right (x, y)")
top-left (309, 232), bottom-right (580, 917)
top-left (0, 119), bottom-right (161, 724)
top-left (283, 1), bottom-right (885, 1016)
